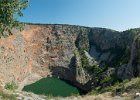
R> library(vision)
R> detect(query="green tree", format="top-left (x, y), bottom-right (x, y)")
top-left (0, 0), bottom-right (29, 37)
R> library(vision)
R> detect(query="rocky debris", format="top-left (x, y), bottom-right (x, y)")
top-left (11, 91), bottom-right (132, 100)
top-left (12, 92), bottom-right (45, 100)
top-left (134, 93), bottom-right (140, 100)
top-left (135, 92), bottom-right (140, 96)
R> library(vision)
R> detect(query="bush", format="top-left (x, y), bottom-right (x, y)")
top-left (88, 90), bottom-right (98, 95)
top-left (100, 86), bottom-right (114, 93)
top-left (5, 82), bottom-right (18, 90)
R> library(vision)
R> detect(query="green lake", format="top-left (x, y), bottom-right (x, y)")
top-left (22, 77), bottom-right (80, 97)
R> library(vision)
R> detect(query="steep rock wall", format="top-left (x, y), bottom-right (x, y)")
top-left (0, 24), bottom-right (139, 91)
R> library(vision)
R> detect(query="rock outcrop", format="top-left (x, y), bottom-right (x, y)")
top-left (0, 24), bottom-right (140, 92)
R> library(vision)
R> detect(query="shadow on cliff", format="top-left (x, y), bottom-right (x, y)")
top-left (49, 56), bottom-right (88, 95)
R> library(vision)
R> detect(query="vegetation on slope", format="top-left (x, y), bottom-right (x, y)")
top-left (0, 92), bottom-right (17, 100)
top-left (5, 82), bottom-right (18, 91)
top-left (89, 77), bottom-right (140, 98)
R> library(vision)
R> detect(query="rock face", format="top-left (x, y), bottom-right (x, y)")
top-left (0, 24), bottom-right (140, 91)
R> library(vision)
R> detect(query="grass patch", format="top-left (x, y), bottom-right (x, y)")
top-left (0, 92), bottom-right (17, 100)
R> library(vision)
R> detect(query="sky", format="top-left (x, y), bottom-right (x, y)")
top-left (19, 0), bottom-right (140, 31)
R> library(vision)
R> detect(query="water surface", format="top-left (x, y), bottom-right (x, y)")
top-left (23, 77), bottom-right (80, 97)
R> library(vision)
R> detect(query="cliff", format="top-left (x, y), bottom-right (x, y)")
top-left (0, 24), bottom-right (140, 92)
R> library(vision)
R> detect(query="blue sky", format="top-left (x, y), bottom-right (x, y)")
top-left (19, 0), bottom-right (140, 31)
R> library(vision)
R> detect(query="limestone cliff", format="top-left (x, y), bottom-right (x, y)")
top-left (0, 24), bottom-right (140, 92)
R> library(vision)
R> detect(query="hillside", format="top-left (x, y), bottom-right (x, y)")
top-left (0, 24), bottom-right (140, 99)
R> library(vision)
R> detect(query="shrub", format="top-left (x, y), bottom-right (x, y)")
top-left (88, 90), bottom-right (98, 95)
top-left (5, 82), bottom-right (18, 90)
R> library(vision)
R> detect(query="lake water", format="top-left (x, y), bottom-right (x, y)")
top-left (22, 77), bottom-right (80, 97)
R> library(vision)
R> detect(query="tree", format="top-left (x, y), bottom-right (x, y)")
top-left (0, 0), bottom-right (29, 37)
